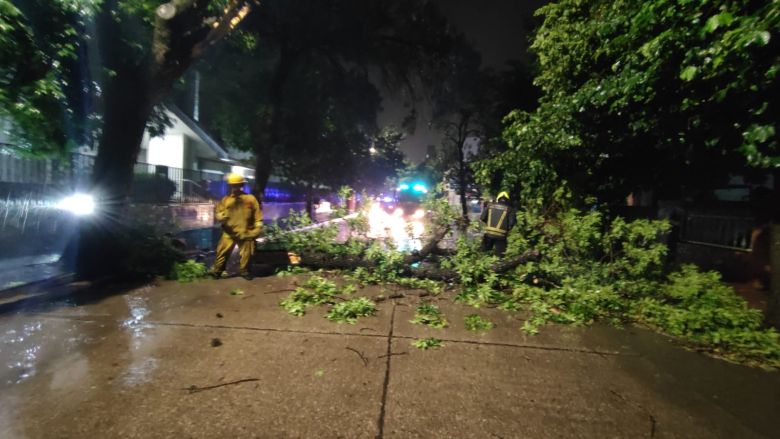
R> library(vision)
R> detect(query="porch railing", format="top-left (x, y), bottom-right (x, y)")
top-left (0, 149), bottom-right (222, 203)
top-left (680, 213), bottom-right (755, 250)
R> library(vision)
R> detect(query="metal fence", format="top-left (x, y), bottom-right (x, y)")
top-left (0, 148), bottom-right (223, 203)
top-left (680, 213), bottom-right (755, 250)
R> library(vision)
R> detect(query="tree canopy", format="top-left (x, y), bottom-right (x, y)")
top-left (475, 0), bottom-right (780, 207)
top-left (194, 0), bottom-right (463, 195)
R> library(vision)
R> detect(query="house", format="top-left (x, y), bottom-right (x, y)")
top-left (73, 105), bottom-right (255, 202)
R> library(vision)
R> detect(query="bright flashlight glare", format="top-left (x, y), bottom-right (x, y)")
top-left (57, 193), bottom-right (95, 216)
top-left (412, 209), bottom-right (425, 219)
top-left (365, 203), bottom-right (425, 251)
top-left (398, 184), bottom-right (410, 190)
top-left (412, 184), bottom-right (427, 193)
top-left (382, 196), bottom-right (393, 203)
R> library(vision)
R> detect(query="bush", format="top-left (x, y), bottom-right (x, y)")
top-left (452, 206), bottom-right (780, 367)
top-left (633, 266), bottom-right (780, 366)
top-left (168, 260), bottom-right (208, 282)
top-left (132, 173), bottom-right (177, 203)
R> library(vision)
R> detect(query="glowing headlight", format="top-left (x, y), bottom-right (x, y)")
top-left (393, 208), bottom-right (403, 217)
top-left (57, 193), bottom-right (95, 216)
top-left (412, 209), bottom-right (425, 219)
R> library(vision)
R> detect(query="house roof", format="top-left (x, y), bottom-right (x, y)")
top-left (167, 105), bottom-right (231, 161)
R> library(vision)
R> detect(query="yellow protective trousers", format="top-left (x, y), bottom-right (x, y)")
top-left (211, 232), bottom-right (255, 275)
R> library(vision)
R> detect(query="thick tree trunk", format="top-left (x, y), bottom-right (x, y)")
top-left (253, 148), bottom-right (273, 200)
top-left (92, 74), bottom-right (154, 205)
top-left (252, 44), bottom-right (297, 200)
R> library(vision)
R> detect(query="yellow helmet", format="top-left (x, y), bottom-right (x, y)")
top-left (226, 173), bottom-right (246, 185)
top-left (496, 191), bottom-right (510, 201)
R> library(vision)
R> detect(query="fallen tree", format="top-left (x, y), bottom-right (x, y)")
top-left (260, 195), bottom-right (780, 368)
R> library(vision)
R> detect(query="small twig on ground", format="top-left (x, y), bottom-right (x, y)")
top-left (346, 347), bottom-right (368, 367)
top-left (263, 288), bottom-right (297, 295)
top-left (241, 294), bottom-right (255, 300)
top-left (377, 351), bottom-right (408, 359)
top-left (375, 292), bottom-right (430, 303)
top-left (183, 378), bottom-right (260, 394)
top-left (359, 327), bottom-right (376, 332)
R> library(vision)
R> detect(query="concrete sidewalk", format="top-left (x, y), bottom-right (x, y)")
top-left (0, 274), bottom-right (777, 438)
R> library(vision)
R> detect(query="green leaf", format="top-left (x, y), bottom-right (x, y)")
top-left (679, 66), bottom-right (698, 81)
top-left (704, 12), bottom-right (734, 34)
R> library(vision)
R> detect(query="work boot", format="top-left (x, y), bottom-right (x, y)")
top-left (241, 272), bottom-right (254, 281)
top-left (207, 271), bottom-right (222, 280)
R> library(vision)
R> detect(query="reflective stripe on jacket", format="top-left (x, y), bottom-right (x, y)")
top-left (484, 204), bottom-right (510, 237)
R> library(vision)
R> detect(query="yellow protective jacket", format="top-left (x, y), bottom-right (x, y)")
top-left (215, 192), bottom-right (263, 240)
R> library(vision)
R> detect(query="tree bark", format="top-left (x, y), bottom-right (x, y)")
top-left (92, 71), bottom-right (154, 205)
top-left (253, 43), bottom-right (297, 199)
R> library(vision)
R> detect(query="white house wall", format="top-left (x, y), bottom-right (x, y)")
top-left (147, 134), bottom-right (184, 169)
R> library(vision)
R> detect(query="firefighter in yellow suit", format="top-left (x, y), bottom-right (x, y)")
top-left (209, 174), bottom-right (262, 280)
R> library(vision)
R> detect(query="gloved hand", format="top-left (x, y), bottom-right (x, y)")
top-left (244, 227), bottom-right (262, 240)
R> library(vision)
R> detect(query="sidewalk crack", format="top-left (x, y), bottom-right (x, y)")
top-left (376, 304), bottom-right (396, 439)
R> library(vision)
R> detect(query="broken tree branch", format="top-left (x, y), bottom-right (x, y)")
top-left (346, 347), bottom-right (368, 367)
top-left (184, 378), bottom-right (260, 394)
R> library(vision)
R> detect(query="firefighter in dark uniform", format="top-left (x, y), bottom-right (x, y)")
top-left (480, 191), bottom-right (516, 257)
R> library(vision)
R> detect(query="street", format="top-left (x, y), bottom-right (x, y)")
top-left (1, 274), bottom-right (777, 438)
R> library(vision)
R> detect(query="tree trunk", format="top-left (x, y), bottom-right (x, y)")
top-left (253, 44), bottom-right (297, 200)
top-left (253, 148), bottom-right (273, 200)
top-left (92, 73), bottom-right (153, 205)
top-left (456, 113), bottom-right (470, 224)
top-left (66, 63), bottom-right (157, 278)
top-left (305, 182), bottom-right (315, 221)
top-left (458, 146), bottom-right (468, 220)
top-left (767, 223), bottom-right (780, 329)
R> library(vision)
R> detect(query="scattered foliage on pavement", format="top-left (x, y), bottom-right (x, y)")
top-left (464, 314), bottom-right (494, 331)
top-left (168, 260), bottom-right (207, 283)
top-left (325, 297), bottom-right (377, 324)
top-left (411, 303), bottom-right (448, 328)
top-left (412, 338), bottom-right (444, 350)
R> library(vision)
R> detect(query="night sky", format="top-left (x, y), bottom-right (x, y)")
top-left (381, 0), bottom-right (548, 163)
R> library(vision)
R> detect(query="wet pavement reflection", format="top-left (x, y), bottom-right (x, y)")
top-left (0, 276), bottom-right (777, 438)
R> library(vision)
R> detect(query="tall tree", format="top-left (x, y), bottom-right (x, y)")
top-left (476, 0), bottom-right (778, 206)
top-left (428, 41), bottom-right (491, 220)
top-left (199, 0), bottom-right (459, 197)
top-left (0, 0), bottom-right (91, 154)
top-left (3, 1), bottom-right (258, 276)
top-left (475, 0), bottom-right (780, 325)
